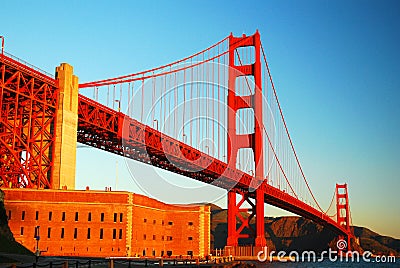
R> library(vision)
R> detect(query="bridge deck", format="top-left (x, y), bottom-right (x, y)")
top-left (77, 94), bottom-right (349, 237)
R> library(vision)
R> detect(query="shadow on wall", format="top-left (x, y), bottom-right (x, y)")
top-left (0, 189), bottom-right (34, 256)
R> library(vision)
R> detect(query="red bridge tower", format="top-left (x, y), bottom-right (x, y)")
top-left (336, 183), bottom-right (352, 251)
top-left (226, 31), bottom-right (266, 247)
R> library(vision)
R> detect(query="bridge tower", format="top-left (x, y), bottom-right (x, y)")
top-left (226, 31), bottom-right (266, 247)
top-left (336, 183), bottom-right (351, 251)
top-left (52, 63), bottom-right (79, 190)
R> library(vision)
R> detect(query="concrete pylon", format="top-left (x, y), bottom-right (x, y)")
top-left (52, 63), bottom-right (79, 190)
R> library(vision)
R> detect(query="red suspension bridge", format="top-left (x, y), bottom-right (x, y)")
top-left (0, 32), bottom-right (353, 250)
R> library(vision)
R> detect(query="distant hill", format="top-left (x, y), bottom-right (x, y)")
top-left (210, 205), bottom-right (399, 256)
top-left (353, 226), bottom-right (400, 256)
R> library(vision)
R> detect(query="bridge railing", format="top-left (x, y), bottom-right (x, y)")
top-left (1, 51), bottom-right (55, 81)
top-left (5, 257), bottom-right (232, 268)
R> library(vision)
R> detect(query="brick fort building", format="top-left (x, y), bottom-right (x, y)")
top-left (2, 188), bottom-right (210, 258)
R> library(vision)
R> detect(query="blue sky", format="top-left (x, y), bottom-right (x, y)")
top-left (2, 0), bottom-right (399, 238)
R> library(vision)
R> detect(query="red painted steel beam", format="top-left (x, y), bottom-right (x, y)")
top-left (76, 94), bottom-right (349, 237)
top-left (0, 54), bottom-right (58, 188)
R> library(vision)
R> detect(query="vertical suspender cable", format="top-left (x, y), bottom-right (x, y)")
top-left (217, 44), bottom-right (220, 159)
top-left (211, 50), bottom-right (214, 154)
top-left (190, 58), bottom-right (194, 146)
top-left (141, 78), bottom-right (144, 122)
top-left (152, 72), bottom-right (156, 124)
top-left (107, 85), bottom-right (110, 107)
top-left (131, 82), bottom-right (134, 118)
top-left (113, 85), bottom-right (116, 109)
top-left (120, 83), bottom-right (122, 111)
top-left (159, 76), bottom-right (162, 130)
top-left (163, 74), bottom-right (165, 130)
top-left (183, 69), bottom-right (186, 140)
top-left (174, 72), bottom-right (177, 138)
top-left (128, 82), bottom-right (131, 116)
top-left (197, 62), bottom-right (200, 150)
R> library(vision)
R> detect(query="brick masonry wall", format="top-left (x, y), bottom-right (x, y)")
top-left (2, 188), bottom-right (210, 258)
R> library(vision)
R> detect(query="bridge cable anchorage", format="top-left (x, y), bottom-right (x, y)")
top-left (260, 43), bottom-right (324, 212)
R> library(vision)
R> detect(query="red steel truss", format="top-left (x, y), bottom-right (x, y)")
top-left (0, 54), bottom-right (58, 188)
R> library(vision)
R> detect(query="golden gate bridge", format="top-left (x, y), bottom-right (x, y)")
top-left (0, 32), bottom-right (353, 251)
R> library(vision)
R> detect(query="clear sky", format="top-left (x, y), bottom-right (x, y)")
top-left (2, 0), bottom-right (399, 238)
